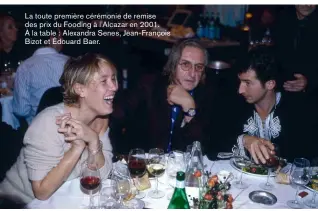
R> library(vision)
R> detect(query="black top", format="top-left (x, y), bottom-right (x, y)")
top-left (273, 7), bottom-right (318, 94)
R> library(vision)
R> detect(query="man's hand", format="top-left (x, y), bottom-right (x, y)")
top-left (243, 135), bottom-right (275, 164)
top-left (283, 74), bottom-right (307, 92)
top-left (167, 85), bottom-right (195, 112)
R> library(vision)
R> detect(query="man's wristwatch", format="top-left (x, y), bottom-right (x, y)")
top-left (184, 108), bottom-right (196, 117)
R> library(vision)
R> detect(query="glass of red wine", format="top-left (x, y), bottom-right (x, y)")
top-left (128, 148), bottom-right (146, 199)
top-left (80, 153), bottom-right (101, 209)
top-left (259, 143), bottom-right (280, 190)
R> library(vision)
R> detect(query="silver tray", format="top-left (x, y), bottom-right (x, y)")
top-left (249, 190), bottom-right (277, 205)
top-left (230, 158), bottom-right (274, 177)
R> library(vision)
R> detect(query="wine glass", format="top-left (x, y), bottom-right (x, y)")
top-left (128, 148), bottom-right (146, 199)
top-left (167, 150), bottom-right (186, 178)
top-left (232, 164), bottom-right (249, 189)
top-left (147, 148), bottom-right (166, 199)
top-left (99, 180), bottom-right (119, 209)
top-left (115, 178), bottom-right (131, 208)
top-left (80, 154), bottom-right (101, 209)
top-left (287, 158), bottom-right (310, 209)
top-left (259, 143), bottom-right (280, 190)
top-left (304, 167), bottom-right (318, 208)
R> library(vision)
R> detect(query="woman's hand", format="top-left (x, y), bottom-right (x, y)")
top-left (56, 114), bottom-right (99, 150)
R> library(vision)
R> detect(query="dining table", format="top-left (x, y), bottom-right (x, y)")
top-left (27, 156), bottom-right (315, 209)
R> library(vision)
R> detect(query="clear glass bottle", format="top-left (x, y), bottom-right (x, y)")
top-left (185, 141), bottom-right (205, 187)
top-left (168, 171), bottom-right (190, 209)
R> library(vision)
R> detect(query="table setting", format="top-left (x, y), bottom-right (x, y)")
top-left (27, 142), bottom-right (318, 209)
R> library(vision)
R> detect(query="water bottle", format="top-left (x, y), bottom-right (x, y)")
top-left (208, 20), bottom-right (215, 40)
top-left (185, 141), bottom-right (205, 187)
top-left (215, 12), bottom-right (221, 40)
top-left (196, 21), bottom-right (204, 38)
top-left (168, 171), bottom-right (190, 209)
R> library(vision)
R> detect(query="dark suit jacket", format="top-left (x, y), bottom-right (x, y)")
top-left (36, 86), bottom-right (64, 115)
top-left (274, 7), bottom-right (318, 94)
top-left (110, 74), bottom-right (212, 154)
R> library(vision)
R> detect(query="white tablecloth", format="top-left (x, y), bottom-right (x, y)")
top-left (27, 157), bottom-right (315, 209)
top-left (0, 96), bottom-right (20, 129)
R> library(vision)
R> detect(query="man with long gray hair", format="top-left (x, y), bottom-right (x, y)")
top-left (110, 39), bottom-right (214, 154)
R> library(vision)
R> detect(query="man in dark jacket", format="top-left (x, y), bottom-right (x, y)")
top-left (274, 5), bottom-right (318, 98)
top-left (110, 39), bottom-right (213, 154)
top-left (235, 46), bottom-right (316, 163)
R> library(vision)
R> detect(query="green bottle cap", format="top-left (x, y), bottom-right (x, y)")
top-left (176, 171), bottom-right (185, 181)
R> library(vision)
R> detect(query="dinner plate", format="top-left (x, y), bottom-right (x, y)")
top-left (305, 182), bottom-right (318, 193)
top-left (305, 167), bottom-right (318, 193)
top-left (230, 158), bottom-right (274, 177)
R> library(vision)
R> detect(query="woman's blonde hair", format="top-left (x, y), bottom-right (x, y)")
top-left (60, 53), bottom-right (117, 106)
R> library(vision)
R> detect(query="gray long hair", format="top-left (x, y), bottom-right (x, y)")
top-left (163, 39), bottom-right (209, 84)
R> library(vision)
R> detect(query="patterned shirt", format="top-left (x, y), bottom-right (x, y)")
top-left (12, 47), bottom-right (69, 125)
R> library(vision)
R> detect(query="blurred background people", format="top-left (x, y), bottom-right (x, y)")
top-left (0, 13), bottom-right (34, 75)
top-left (12, 26), bottom-right (68, 126)
top-left (274, 5), bottom-right (318, 96)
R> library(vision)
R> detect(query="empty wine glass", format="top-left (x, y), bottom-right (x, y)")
top-left (304, 167), bottom-right (318, 208)
top-left (80, 153), bottom-right (101, 209)
top-left (99, 180), bottom-right (119, 209)
top-left (147, 148), bottom-right (166, 199)
top-left (232, 165), bottom-right (248, 189)
top-left (128, 148), bottom-right (146, 199)
top-left (115, 178), bottom-right (131, 208)
top-left (287, 158), bottom-right (310, 209)
top-left (259, 143), bottom-right (280, 190)
top-left (167, 150), bottom-right (186, 179)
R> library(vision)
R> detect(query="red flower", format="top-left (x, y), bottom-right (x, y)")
top-left (204, 193), bottom-right (213, 201)
top-left (194, 170), bottom-right (202, 177)
top-left (226, 202), bottom-right (233, 209)
top-left (211, 175), bottom-right (218, 182)
top-left (208, 178), bottom-right (215, 187)
top-left (227, 194), bottom-right (234, 203)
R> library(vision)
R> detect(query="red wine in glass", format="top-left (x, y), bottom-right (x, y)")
top-left (80, 176), bottom-right (101, 191)
top-left (128, 159), bottom-right (146, 177)
top-left (264, 156), bottom-right (280, 169)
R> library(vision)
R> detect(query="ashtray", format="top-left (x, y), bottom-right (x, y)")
top-left (249, 190), bottom-right (277, 205)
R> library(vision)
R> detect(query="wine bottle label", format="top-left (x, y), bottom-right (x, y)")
top-left (176, 181), bottom-right (185, 188)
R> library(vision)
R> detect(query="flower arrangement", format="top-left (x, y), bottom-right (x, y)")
top-left (193, 170), bottom-right (233, 209)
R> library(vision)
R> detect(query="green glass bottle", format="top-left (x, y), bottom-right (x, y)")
top-left (168, 171), bottom-right (190, 209)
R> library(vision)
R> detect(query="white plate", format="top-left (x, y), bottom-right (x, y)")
top-left (230, 158), bottom-right (274, 177)
top-left (305, 183), bottom-right (318, 193)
